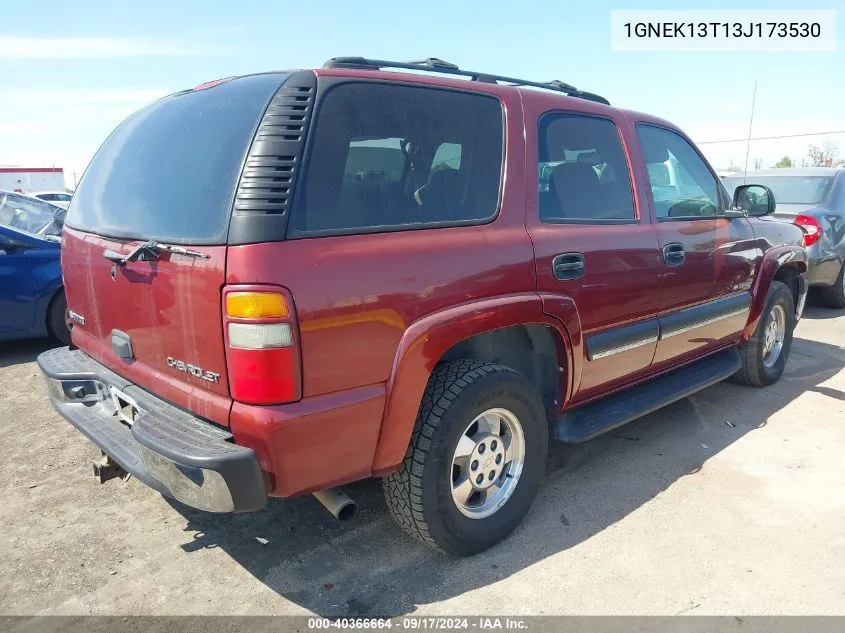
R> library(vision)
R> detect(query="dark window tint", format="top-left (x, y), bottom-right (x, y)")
top-left (637, 124), bottom-right (721, 219)
top-left (289, 83), bottom-right (503, 235)
top-left (538, 114), bottom-right (635, 222)
top-left (66, 73), bottom-right (288, 244)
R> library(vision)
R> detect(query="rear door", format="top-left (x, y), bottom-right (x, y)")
top-left (525, 105), bottom-right (662, 404)
top-left (61, 73), bottom-right (290, 421)
top-left (632, 123), bottom-right (757, 370)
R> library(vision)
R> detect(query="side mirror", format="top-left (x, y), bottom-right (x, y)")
top-left (733, 184), bottom-right (776, 216)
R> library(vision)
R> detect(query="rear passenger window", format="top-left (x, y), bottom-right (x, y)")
top-left (289, 83), bottom-right (503, 236)
top-left (538, 114), bottom-right (636, 223)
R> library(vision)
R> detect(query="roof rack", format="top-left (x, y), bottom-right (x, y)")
top-left (322, 57), bottom-right (610, 106)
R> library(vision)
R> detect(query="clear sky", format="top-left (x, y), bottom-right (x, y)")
top-left (1, 0), bottom-right (842, 189)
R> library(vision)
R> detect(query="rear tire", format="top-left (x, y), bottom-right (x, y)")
top-left (819, 262), bottom-right (845, 309)
top-left (382, 360), bottom-right (548, 556)
top-left (733, 281), bottom-right (795, 387)
top-left (47, 290), bottom-right (71, 346)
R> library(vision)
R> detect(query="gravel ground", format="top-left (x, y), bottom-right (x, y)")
top-left (1, 299), bottom-right (843, 616)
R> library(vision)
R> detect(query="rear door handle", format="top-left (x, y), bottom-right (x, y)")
top-left (553, 252), bottom-right (585, 280)
top-left (662, 243), bottom-right (685, 267)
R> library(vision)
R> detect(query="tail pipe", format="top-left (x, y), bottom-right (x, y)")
top-left (313, 488), bottom-right (357, 521)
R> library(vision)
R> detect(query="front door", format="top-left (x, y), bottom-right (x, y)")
top-left (632, 123), bottom-right (757, 371)
top-left (526, 108), bottom-right (662, 405)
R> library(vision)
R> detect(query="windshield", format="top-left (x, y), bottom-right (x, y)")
top-left (722, 176), bottom-right (833, 205)
top-left (0, 192), bottom-right (62, 236)
top-left (66, 73), bottom-right (287, 245)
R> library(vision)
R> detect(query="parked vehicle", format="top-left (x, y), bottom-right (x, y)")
top-left (723, 168), bottom-right (845, 308)
top-left (38, 58), bottom-right (807, 556)
top-left (0, 190), bottom-right (70, 345)
top-left (31, 191), bottom-right (73, 210)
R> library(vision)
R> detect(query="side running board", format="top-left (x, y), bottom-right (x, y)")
top-left (553, 348), bottom-right (741, 443)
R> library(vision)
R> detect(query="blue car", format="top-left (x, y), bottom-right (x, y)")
top-left (0, 191), bottom-right (70, 345)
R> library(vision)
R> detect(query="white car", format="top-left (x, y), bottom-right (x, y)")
top-left (30, 191), bottom-right (73, 209)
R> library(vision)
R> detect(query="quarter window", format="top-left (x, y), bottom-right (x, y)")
top-left (290, 83), bottom-right (503, 236)
top-left (538, 114), bottom-right (636, 222)
top-left (637, 124), bottom-right (721, 219)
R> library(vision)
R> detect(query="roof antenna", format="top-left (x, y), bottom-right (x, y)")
top-left (743, 81), bottom-right (757, 184)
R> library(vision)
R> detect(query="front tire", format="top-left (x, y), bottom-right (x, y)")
top-left (819, 262), bottom-right (845, 309)
top-left (733, 281), bottom-right (795, 387)
top-left (47, 290), bottom-right (71, 346)
top-left (383, 361), bottom-right (548, 556)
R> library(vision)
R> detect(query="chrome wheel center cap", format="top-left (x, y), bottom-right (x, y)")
top-left (468, 434), bottom-right (506, 490)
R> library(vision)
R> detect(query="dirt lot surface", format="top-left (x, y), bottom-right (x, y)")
top-left (1, 301), bottom-right (844, 617)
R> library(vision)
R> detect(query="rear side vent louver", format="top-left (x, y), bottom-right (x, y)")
top-left (228, 71), bottom-right (317, 245)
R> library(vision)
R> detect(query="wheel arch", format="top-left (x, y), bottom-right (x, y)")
top-left (371, 294), bottom-right (573, 474)
top-left (743, 246), bottom-right (807, 341)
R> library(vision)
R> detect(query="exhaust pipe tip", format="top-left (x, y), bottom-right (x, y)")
top-left (313, 488), bottom-right (357, 521)
top-left (336, 500), bottom-right (357, 522)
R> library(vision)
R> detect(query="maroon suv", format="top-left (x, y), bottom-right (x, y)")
top-left (38, 57), bottom-right (807, 556)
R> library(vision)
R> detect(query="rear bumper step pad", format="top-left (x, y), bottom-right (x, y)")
top-left (37, 347), bottom-right (266, 513)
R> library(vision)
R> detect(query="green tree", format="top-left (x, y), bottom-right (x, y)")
top-left (807, 140), bottom-right (839, 167)
top-left (774, 156), bottom-right (793, 168)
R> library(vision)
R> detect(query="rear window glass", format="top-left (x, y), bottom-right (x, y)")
top-left (289, 83), bottom-right (503, 236)
top-left (66, 73), bottom-right (287, 244)
top-left (538, 114), bottom-right (635, 222)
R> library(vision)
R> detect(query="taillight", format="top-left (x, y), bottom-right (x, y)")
top-left (223, 287), bottom-right (301, 405)
top-left (794, 214), bottom-right (823, 247)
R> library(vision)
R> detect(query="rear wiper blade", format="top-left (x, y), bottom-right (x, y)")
top-left (103, 240), bottom-right (210, 266)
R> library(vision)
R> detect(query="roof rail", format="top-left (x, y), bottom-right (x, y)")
top-left (322, 57), bottom-right (610, 105)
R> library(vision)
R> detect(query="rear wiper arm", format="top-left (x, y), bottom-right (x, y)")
top-left (103, 240), bottom-right (210, 266)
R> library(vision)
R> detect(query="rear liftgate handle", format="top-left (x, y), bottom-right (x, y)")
top-left (553, 252), bottom-right (586, 280)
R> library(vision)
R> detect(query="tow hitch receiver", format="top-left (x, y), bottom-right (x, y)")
top-left (92, 452), bottom-right (127, 483)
